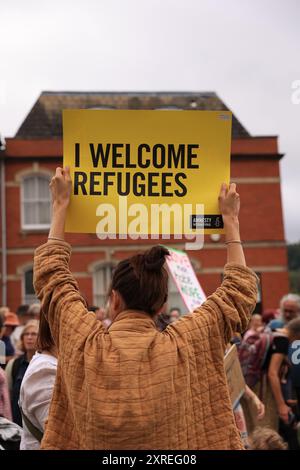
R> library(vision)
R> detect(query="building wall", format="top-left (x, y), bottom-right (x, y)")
top-left (0, 140), bottom-right (289, 313)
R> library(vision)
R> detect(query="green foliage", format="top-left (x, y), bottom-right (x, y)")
top-left (288, 242), bottom-right (300, 271)
top-left (289, 271), bottom-right (300, 294)
top-left (287, 243), bottom-right (300, 293)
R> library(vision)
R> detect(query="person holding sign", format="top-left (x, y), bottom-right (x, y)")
top-left (33, 167), bottom-right (258, 450)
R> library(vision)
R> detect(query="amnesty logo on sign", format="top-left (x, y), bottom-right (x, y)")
top-left (63, 109), bottom-right (231, 238)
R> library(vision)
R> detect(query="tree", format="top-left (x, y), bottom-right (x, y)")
top-left (288, 242), bottom-right (300, 294)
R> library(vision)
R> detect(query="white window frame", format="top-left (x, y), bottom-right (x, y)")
top-left (21, 174), bottom-right (51, 230)
top-left (154, 106), bottom-right (182, 110)
top-left (88, 106), bottom-right (115, 110)
top-left (93, 263), bottom-right (116, 308)
top-left (22, 265), bottom-right (38, 305)
top-left (92, 261), bottom-right (192, 314)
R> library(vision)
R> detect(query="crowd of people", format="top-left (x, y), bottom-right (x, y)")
top-left (0, 169), bottom-right (299, 450)
top-left (1, 293), bottom-right (299, 450)
top-left (0, 301), bottom-right (115, 449)
top-left (237, 294), bottom-right (300, 449)
top-left (154, 294), bottom-right (300, 449)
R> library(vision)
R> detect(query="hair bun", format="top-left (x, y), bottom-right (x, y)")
top-left (144, 246), bottom-right (170, 272)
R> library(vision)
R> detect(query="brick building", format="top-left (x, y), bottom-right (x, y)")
top-left (0, 92), bottom-right (289, 313)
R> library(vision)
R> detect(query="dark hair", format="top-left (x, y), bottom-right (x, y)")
top-left (88, 306), bottom-right (99, 313)
top-left (286, 317), bottom-right (300, 339)
top-left (36, 309), bottom-right (55, 352)
top-left (16, 304), bottom-right (29, 317)
top-left (110, 245), bottom-right (170, 316)
top-left (155, 312), bottom-right (171, 331)
top-left (249, 427), bottom-right (287, 450)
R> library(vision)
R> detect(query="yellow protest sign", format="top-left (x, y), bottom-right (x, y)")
top-left (63, 110), bottom-right (231, 237)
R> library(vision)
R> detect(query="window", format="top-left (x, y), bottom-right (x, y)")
top-left (21, 174), bottom-right (51, 229)
top-left (23, 267), bottom-right (38, 305)
top-left (254, 273), bottom-right (262, 314)
top-left (88, 106), bottom-right (115, 110)
top-left (93, 263), bottom-right (188, 314)
top-left (154, 106), bottom-right (182, 110)
top-left (93, 264), bottom-right (115, 308)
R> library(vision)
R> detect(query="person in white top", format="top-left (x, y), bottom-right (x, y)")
top-left (19, 310), bottom-right (57, 450)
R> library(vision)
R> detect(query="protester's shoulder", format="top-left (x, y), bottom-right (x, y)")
top-left (223, 263), bottom-right (258, 282)
top-left (34, 240), bottom-right (72, 257)
top-left (162, 310), bottom-right (208, 338)
top-left (4, 356), bottom-right (17, 383)
top-left (31, 352), bottom-right (57, 367)
top-left (269, 319), bottom-right (284, 330)
top-left (22, 353), bottom-right (57, 385)
top-left (30, 352), bottom-right (56, 369)
top-left (5, 356), bottom-right (16, 371)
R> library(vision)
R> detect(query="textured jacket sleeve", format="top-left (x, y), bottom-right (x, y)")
top-left (33, 241), bottom-right (104, 353)
top-left (166, 263), bottom-right (258, 353)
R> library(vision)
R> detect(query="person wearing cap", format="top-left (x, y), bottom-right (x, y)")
top-left (2, 312), bottom-right (20, 365)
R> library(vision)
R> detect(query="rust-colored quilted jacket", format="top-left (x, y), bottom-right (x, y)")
top-left (33, 241), bottom-right (257, 450)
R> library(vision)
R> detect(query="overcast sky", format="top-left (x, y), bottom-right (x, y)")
top-left (1, 0), bottom-right (299, 242)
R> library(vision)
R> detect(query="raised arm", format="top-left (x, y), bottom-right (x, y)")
top-left (34, 167), bottom-right (103, 352)
top-left (48, 166), bottom-right (72, 242)
top-left (167, 183), bottom-right (258, 350)
top-left (219, 182), bottom-right (245, 266)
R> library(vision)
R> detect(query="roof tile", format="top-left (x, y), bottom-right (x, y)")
top-left (15, 91), bottom-right (250, 139)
